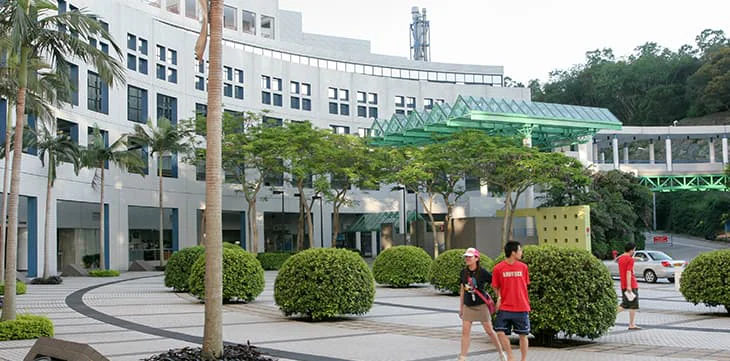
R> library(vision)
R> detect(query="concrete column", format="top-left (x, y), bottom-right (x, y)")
top-left (371, 231), bottom-right (378, 256)
top-left (723, 137), bottom-right (728, 164)
top-left (709, 138), bottom-right (716, 164)
top-left (522, 131), bottom-right (535, 237)
top-left (612, 137), bottom-right (619, 169)
top-left (600, 152), bottom-right (605, 163)
top-left (623, 144), bottom-right (630, 164)
top-left (592, 142), bottom-right (599, 163)
top-left (665, 138), bottom-right (673, 172)
top-left (355, 232), bottom-right (362, 251)
top-left (649, 140), bottom-right (655, 165)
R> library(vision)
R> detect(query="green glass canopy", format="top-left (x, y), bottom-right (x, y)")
top-left (369, 95), bottom-right (622, 148)
top-left (345, 211), bottom-right (424, 233)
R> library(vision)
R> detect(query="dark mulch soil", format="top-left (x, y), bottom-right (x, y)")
top-left (30, 276), bottom-right (64, 284)
top-left (142, 343), bottom-right (276, 361)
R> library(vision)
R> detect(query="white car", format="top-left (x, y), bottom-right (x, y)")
top-left (603, 250), bottom-right (687, 283)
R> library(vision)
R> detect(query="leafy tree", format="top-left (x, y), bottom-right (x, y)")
top-left (127, 118), bottom-right (194, 266)
top-left (687, 47), bottom-right (730, 115)
top-left (31, 118), bottom-right (80, 278)
top-left (82, 126), bottom-right (144, 270)
top-left (0, 0), bottom-right (124, 322)
top-left (541, 170), bottom-right (653, 258)
top-left (321, 133), bottom-right (389, 245)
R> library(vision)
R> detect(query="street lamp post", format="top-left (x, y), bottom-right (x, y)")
top-left (312, 195), bottom-right (324, 247)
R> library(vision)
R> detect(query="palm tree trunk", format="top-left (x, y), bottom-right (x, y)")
top-left (2, 79), bottom-right (27, 321)
top-left (42, 169), bottom-right (52, 279)
top-left (158, 155), bottom-right (165, 267)
top-left (202, 0), bottom-right (224, 357)
top-left (0, 112), bottom-right (12, 282)
top-left (99, 165), bottom-right (106, 270)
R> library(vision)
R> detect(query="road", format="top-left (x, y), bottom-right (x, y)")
top-left (645, 233), bottom-right (730, 261)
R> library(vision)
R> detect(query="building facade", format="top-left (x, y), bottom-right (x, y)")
top-left (1, 0), bottom-right (547, 275)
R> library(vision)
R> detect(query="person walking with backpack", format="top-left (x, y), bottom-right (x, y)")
top-left (458, 247), bottom-right (506, 361)
top-left (492, 241), bottom-right (531, 361)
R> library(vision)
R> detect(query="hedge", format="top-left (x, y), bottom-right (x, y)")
top-left (373, 246), bottom-right (431, 287)
top-left (0, 281), bottom-right (27, 295)
top-left (257, 252), bottom-right (294, 270)
top-left (680, 249), bottom-right (730, 313)
top-left (0, 315), bottom-right (54, 341)
top-left (188, 247), bottom-right (265, 302)
top-left (165, 246), bottom-right (205, 291)
top-left (274, 248), bottom-right (375, 320)
top-left (89, 270), bottom-right (120, 277)
top-left (520, 245), bottom-right (616, 343)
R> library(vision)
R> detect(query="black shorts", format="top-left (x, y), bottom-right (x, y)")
top-left (621, 288), bottom-right (639, 309)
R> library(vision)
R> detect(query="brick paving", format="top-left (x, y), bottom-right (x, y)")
top-left (0, 271), bottom-right (728, 361)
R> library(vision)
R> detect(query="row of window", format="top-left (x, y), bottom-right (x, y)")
top-left (143, 0), bottom-right (276, 39)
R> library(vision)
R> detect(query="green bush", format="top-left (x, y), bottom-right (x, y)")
top-left (223, 242), bottom-right (242, 250)
top-left (0, 314), bottom-right (54, 341)
top-left (430, 249), bottom-right (493, 294)
top-left (521, 245), bottom-right (616, 343)
top-left (257, 252), bottom-right (294, 270)
top-left (680, 249), bottom-right (730, 313)
top-left (188, 247), bottom-right (265, 302)
top-left (165, 246), bottom-right (205, 291)
top-left (373, 246), bottom-right (432, 287)
top-left (89, 269), bottom-right (120, 277)
top-left (0, 281), bottom-right (27, 295)
top-left (274, 248), bottom-right (375, 320)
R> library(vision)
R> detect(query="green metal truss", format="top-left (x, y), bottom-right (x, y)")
top-left (369, 95), bottom-right (622, 148)
top-left (639, 174), bottom-right (728, 192)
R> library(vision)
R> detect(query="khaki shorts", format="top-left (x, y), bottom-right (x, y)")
top-left (462, 304), bottom-right (490, 322)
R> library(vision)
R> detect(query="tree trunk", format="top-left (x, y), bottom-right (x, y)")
top-left (158, 156), bottom-right (165, 266)
top-left (99, 165), bottom-right (106, 270)
top-left (202, 0), bottom-right (224, 357)
top-left (332, 200), bottom-right (340, 248)
top-left (2, 80), bottom-right (27, 321)
top-left (42, 173), bottom-right (52, 278)
top-left (501, 191), bottom-right (513, 247)
top-left (296, 184), bottom-right (305, 250)
top-left (444, 204), bottom-right (453, 250)
top-left (0, 112), bottom-right (12, 282)
top-left (305, 199), bottom-right (314, 249)
top-left (420, 194), bottom-right (439, 258)
top-left (247, 200), bottom-right (258, 253)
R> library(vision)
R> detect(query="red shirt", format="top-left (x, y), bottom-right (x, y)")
top-left (617, 254), bottom-right (638, 290)
top-left (492, 260), bottom-right (531, 312)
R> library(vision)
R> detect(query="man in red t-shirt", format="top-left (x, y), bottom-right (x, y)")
top-left (617, 242), bottom-right (640, 330)
top-left (492, 241), bottom-right (530, 361)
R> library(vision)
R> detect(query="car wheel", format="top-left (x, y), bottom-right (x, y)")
top-left (644, 269), bottom-right (657, 283)
top-left (668, 277), bottom-right (675, 283)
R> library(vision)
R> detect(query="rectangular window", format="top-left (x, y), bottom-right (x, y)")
top-left (56, 118), bottom-right (79, 144)
top-left (167, 49), bottom-right (177, 65)
top-left (273, 93), bottom-right (282, 107)
top-left (224, 66), bottom-right (233, 81)
top-left (167, 68), bottom-right (177, 83)
top-left (357, 105), bottom-right (366, 117)
top-left (340, 103), bottom-right (349, 116)
top-left (368, 92), bottom-right (378, 104)
top-left (339, 89), bottom-right (349, 101)
top-left (185, 0), bottom-right (197, 19)
top-left (60, 62), bottom-right (79, 106)
top-left (195, 76), bottom-right (205, 90)
top-left (127, 85), bottom-right (148, 123)
top-left (290, 81), bottom-right (299, 94)
top-left (302, 98), bottom-right (312, 111)
top-left (224, 83), bottom-right (233, 97)
top-left (261, 15), bottom-right (275, 39)
top-left (302, 83), bottom-right (311, 96)
top-left (261, 75), bottom-right (270, 89)
top-left (368, 107), bottom-right (378, 119)
top-left (290, 96), bottom-right (300, 109)
top-left (87, 71), bottom-right (107, 114)
top-left (329, 102), bottom-right (338, 115)
top-left (128, 142), bottom-right (149, 175)
top-left (242, 10), bottom-right (256, 35)
top-left (156, 93), bottom-right (177, 123)
top-left (273, 77), bottom-right (282, 91)
top-left (261, 91), bottom-right (271, 104)
top-left (465, 176), bottom-right (481, 192)
top-left (156, 64), bottom-right (165, 80)
top-left (127, 53), bottom-right (136, 71)
top-left (127, 34), bottom-right (136, 51)
top-left (138, 38), bottom-right (148, 55)
top-left (166, 0), bottom-right (179, 13)
top-left (395, 96), bottom-right (404, 107)
top-left (195, 103), bottom-right (207, 117)
top-left (407, 96), bottom-right (416, 109)
top-left (224, 5), bottom-right (237, 30)
top-left (235, 69), bottom-right (244, 83)
top-left (87, 127), bottom-right (110, 168)
top-left (139, 58), bottom-right (148, 74)
top-left (357, 128), bottom-right (371, 138)
top-left (157, 45), bottom-right (165, 62)
top-left (234, 86), bottom-right (244, 99)
top-left (357, 91), bottom-right (366, 103)
top-left (424, 98), bottom-right (434, 110)
top-left (328, 87), bottom-right (337, 100)
top-left (330, 125), bottom-right (350, 135)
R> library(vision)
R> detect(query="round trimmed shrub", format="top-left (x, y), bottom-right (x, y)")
top-left (430, 249), bottom-right (484, 294)
top-left (257, 252), bottom-right (294, 270)
top-left (0, 281), bottom-right (27, 295)
top-left (223, 242), bottom-right (242, 250)
top-left (165, 246), bottom-right (205, 291)
top-left (373, 246), bottom-right (431, 287)
top-left (188, 247), bottom-right (265, 302)
top-left (0, 314), bottom-right (54, 341)
top-left (521, 245), bottom-right (616, 343)
top-left (274, 248), bottom-right (375, 320)
top-left (680, 249), bottom-right (730, 313)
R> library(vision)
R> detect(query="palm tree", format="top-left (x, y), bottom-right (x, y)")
top-left (0, 0), bottom-right (124, 321)
top-left (82, 126), bottom-right (144, 270)
top-left (199, 0), bottom-right (224, 358)
top-left (32, 118), bottom-right (80, 279)
top-left (127, 118), bottom-right (193, 267)
top-left (0, 57), bottom-right (64, 282)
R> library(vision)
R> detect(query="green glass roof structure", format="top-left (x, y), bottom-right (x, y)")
top-left (369, 95), bottom-right (622, 148)
top-left (345, 211), bottom-right (424, 233)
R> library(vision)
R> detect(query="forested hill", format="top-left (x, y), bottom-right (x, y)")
top-left (521, 29), bottom-right (730, 127)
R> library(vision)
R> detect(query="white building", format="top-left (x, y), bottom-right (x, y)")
top-left (2, 0), bottom-right (540, 276)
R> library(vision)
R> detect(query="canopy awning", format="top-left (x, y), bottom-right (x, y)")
top-left (345, 211), bottom-right (424, 233)
top-left (368, 95), bottom-right (622, 148)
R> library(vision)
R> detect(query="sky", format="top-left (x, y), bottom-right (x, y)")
top-left (278, 0), bottom-right (730, 84)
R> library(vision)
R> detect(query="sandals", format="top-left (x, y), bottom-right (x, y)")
top-left (628, 326), bottom-right (642, 330)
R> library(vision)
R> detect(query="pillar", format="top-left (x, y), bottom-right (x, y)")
top-left (723, 137), bottom-right (728, 164)
top-left (519, 126), bottom-right (535, 237)
top-left (623, 144), bottom-right (629, 164)
top-left (612, 137), bottom-right (619, 169)
top-left (649, 140), bottom-right (655, 165)
top-left (592, 142), bottom-right (599, 163)
top-left (709, 138), bottom-right (716, 164)
top-left (600, 152), bottom-right (605, 163)
top-left (665, 138), bottom-right (673, 172)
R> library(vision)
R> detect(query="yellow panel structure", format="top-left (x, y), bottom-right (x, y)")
top-left (497, 205), bottom-right (591, 252)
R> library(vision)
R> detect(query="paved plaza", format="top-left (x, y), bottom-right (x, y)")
top-left (0, 263), bottom-right (729, 361)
